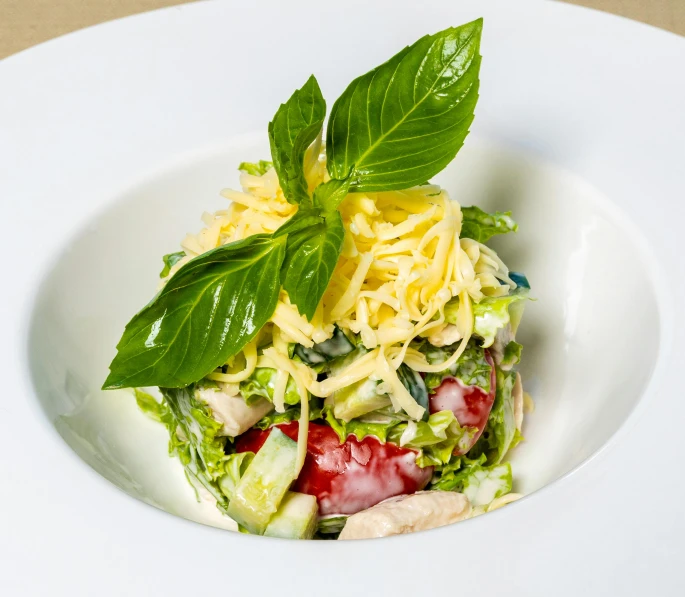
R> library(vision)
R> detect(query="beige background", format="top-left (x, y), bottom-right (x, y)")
top-left (0, 0), bottom-right (683, 59)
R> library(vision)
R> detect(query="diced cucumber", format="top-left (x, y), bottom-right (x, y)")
top-left (328, 377), bottom-right (392, 422)
top-left (397, 364), bottom-right (429, 421)
top-left (263, 492), bottom-right (318, 540)
top-left (226, 428), bottom-right (298, 535)
top-left (295, 326), bottom-right (356, 365)
top-left (328, 345), bottom-right (368, 375)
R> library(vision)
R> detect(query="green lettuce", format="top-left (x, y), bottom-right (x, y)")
top-left (254, 400), bottom-right (324, 430)
top-left (388, 410), bottom-right (477, 467)
top-left (500, 340), bottom-right (523, 369)
top-left (421, 340), bottom-right (493, 392)
top-left (462, 462), bottom-right (512, 505)
top-left (430, 453), bottom-right (512, 505)
top-left (134, 388), bottom-right (172, 423)
top-left (159, 386), bottom-right (230, 504)
top-left (324, 407), bottom-right (400, 443)
top-left (460, 206), bottom-right (518, 243)
top-left (159, 251), bottom-right (185, 278)
top-left (469, 367), bottom-right (518, 464)
top-left (240, 367), bottom-right (301, 406)
top-left (238, 160), bottom-right (273, 176)
top-left (469, 290), bottom-right (529, 347)
top-left (137, 386), bottom-right (259, 511)
top-left (218, 452), bottom-right (255, 502)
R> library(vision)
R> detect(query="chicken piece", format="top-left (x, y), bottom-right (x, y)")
top-left (338, 490), bottom-right (471, 540)
top-left (196, 384), bottom-right (273, 437)
top-left (512, 372), bottom-right (523, 432)
top-left (427, 323), bottom-right (462, 348)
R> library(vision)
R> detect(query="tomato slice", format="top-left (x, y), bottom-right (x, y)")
top-left (236, 422), bottom-right (433, 516)
top-left (428, 349), bottom-right (496, 454)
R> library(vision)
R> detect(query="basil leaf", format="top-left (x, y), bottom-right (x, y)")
top-left (268, 75), bottom-right (326, 205)
top-left (159, 251), bottom-right (185, 278)
top-left (460, 205), bottom-right (518, 243)
top-left (313, 177), bottom-right (352, 213)
top-left (238, 160), bottom-right (273, 176)
top-left (282, 210), bottom-right (344, 320)
top-left (103, 235), bottom-right (286, 389)
top-left (273, 207), bottom-right (324, 239)
top-left (326, 19), bottom-right (482, 191)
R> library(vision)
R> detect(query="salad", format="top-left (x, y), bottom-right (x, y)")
top-left (104, 18), bottom-right (532, 540)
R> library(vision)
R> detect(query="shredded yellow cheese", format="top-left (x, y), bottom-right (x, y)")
top-left (163, 153), bottom-right (513, 460)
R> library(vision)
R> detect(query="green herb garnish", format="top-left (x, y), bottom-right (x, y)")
top-left (104, 19), bottom-right (483, 390)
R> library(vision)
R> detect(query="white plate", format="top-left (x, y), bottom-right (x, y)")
top-left (1, 0), bottom-right (684, 594)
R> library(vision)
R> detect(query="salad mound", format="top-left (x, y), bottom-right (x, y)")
top-left (105, 18), bottom-right (532, 540)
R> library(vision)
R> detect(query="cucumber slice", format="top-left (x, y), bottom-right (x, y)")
top-left (397, 364), bottom-right (429, 421)
top-left (294, 326), bottom-right (355, 365)
top-left (264, 492), bottom-right (318, 539)
top-left (226, 428), bottom-right (298, 535)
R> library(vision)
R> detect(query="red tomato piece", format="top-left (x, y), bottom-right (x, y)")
top-left (428, 350), bottom-right (497, 454)
top-left (236, 422), bottom-right (433, 516)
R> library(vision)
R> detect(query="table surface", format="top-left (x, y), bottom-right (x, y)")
top-left (0, 0), bottom-right (683, 59)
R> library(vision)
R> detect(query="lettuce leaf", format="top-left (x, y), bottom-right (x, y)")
top-left (218, 452), bottom-right (255, 502)
top-left (389, 410), bottom-right (477, 467)
top-left (500, 340), bottom-right (523, 369)
top-left (324, 407), bottom-right (400, 443)
top-left (159, 251), bottom-right (185, 279)
top-left (430, 454), bottom-right (485, 491)
top-left (254, 400), bottom-right (323, 430)
top-left (421, 340), bottom-right (493, 392)
top-left (429, 453), bottom-right (512, 505)
top-left (460, 206), bottom-right (518, 243)
top-left (469, 367), bottom-right (518, 464)
top-left (238, 160), bottom-right (273, 176)
top-left (470, 290), bottom-right (529, 348)
top-left (137, 386), bottom-right (261, 511)
top-left (461, 462), bottom-right (512, 505)
top-left (240, 367), bottom-right (301, 406)
top-left (157, 386), bottom-right (232, 507)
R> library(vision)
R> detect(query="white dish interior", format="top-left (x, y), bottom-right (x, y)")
top-left (28, 135), bottom-right (660, 531)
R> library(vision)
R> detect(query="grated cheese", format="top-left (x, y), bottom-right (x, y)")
top-left (162, 154), bottom-right (514, 461)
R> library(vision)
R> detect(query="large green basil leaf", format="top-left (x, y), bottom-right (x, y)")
top-left (326, 20), bottom-right (482, 191)
top-left (103, 235), bottom-right (286, 389)
top-left (460, 205), bottom-right (518, 243)
top-left (282, 210), bottom-right (345, 320)
top-left (268, 75), bottom-right (326, 205)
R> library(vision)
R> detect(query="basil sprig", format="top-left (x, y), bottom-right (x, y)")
top-left (103, 235), bottom-right (286, 389)
top-left (104, 19), bottom-right (483, 390)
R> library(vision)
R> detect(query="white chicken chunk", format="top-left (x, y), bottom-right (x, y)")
top-left (338, 491), bottom-right (472, 540)
top-left (427, 323), bottom-right (462, 348)
top-left (196, 384), bottom-right (272, 437)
